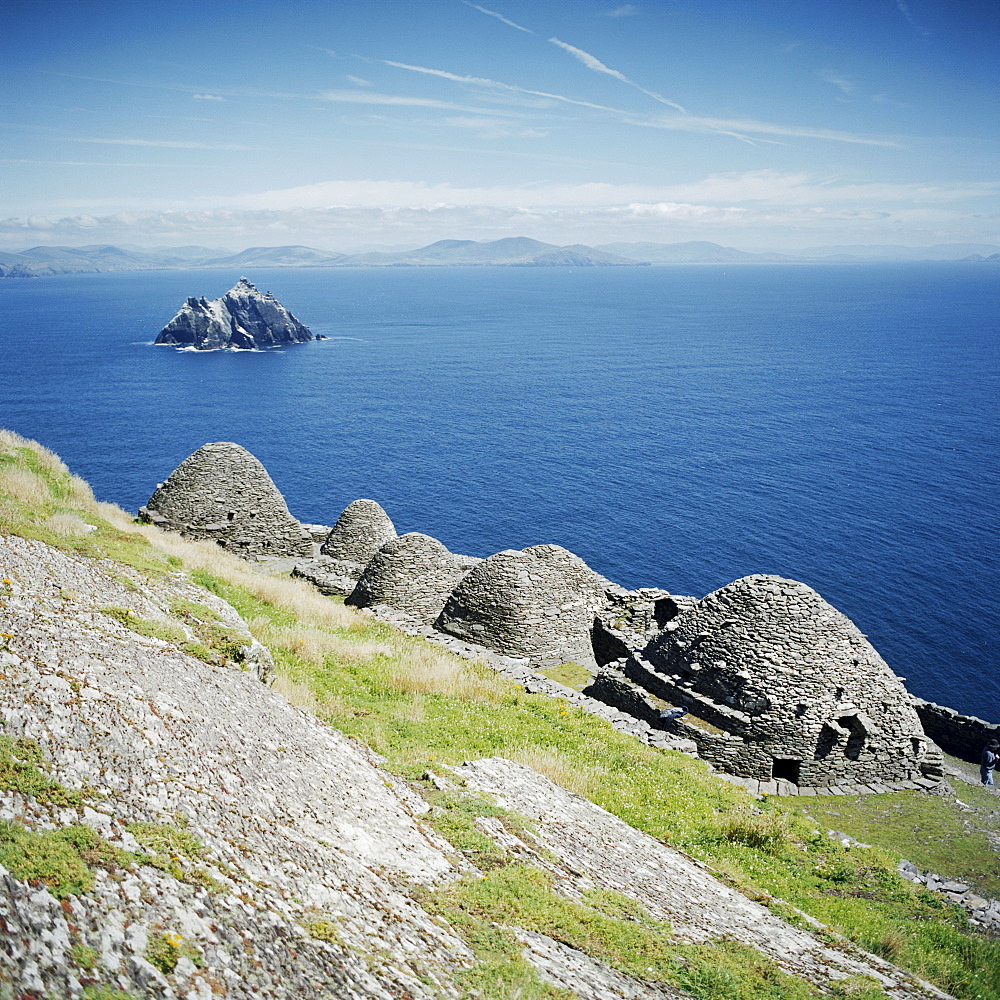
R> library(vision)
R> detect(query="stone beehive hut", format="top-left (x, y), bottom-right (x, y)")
top-left (436, 544), bottom-right (610, 668)
top-left (346, 532), bottom-right (479, 625)
top-left (637, 574), bottom-right (937, 788)
top-left (139, 442), bottom-right (312, 558)
top-left (292, 499), bottom-right (397, 596)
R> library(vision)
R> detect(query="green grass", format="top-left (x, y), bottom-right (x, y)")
top-left (0, 735), bottom-right (84, 807)
top-left (537, 661), bottom-right (593, 690)
top-left (126, 819), bottom-right (226, 893)
top-left (0, 822), bottom-right (127, 898)
top-left (0, 440), bottom-right (176, 576)
top-left (787, 789), bottom-right (1000, 898)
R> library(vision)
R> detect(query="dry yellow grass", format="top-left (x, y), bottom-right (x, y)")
top-left (1, 429), bottom-right (512, 713)
top-left (0, 467), bottom-right (50, 506)
top-left (506, 747), bottom-right (609, 798)
top-left (46, 513), bottom-right (92, 537)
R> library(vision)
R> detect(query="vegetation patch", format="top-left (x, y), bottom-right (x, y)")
top-left (0, 734), bottom-right (83, 807)
top-left (0, 821), bottom-right (127, 898)
top-left (126, 819), bottom-right (225, 893)
top-left (537, 661), bottom-right (592, 690)
top-left (423, 863), bottom-right (820, 1000)
top-left (145, 931), bottom-right (203, 975)
top-left (70, 942), bottom-right (99, 971)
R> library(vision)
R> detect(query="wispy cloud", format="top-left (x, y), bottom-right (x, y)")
top-left (443, 116), bottom-right (548, 138)
top-left (318, 89), bottom-right (503, 113)
top-left (345, 75), bottom-right (371, 87)
top-left (383, 60), bottom-right (629, 114)
top-left (895, 0), bottom-right (932, 37)
top-left (462, 2), bottom-right (532, 33)
top-left (192, 93), bottom-right (225, 102)
top-left (549, 37), bottom-right (686, 112)
top-left (64, 137), bottom-right (255, 150)
top-left (817, 70), bottom-right (856, 96)
top-left (637, 114), bottom-right (900, 147)
top-left (606, 4), bottom-right (638, 16)
top-left (384, 57), bottom-right (901, 147)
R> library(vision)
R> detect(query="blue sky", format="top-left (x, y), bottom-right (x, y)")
top-left (2, 0), bottom-right (997, 249)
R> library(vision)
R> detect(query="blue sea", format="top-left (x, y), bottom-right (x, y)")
top-left (1, 264), bottom-right (997, 720)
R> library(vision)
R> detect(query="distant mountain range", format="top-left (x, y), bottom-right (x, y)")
top-left (1, 238), bottom-right (998, 277)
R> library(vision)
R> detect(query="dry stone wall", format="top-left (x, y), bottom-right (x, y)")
top-left (912, 699), bottom-right (1000, 764)
top-left (632, 575), bottom-right (940, 788)
top-left (346, 532), bottom-right (479, 625)
top-left (139, 442), bottom-right (312, 558)
top-left (435, 545), bottom-right (608, 668)
top-left (293, 499), bottom-right (397, 596)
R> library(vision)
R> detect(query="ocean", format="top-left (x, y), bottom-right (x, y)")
top-left (1, 263), bottom-right (996, 720)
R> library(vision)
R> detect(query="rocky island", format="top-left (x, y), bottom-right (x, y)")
top-left (154, 277), bottom-right (315, 350)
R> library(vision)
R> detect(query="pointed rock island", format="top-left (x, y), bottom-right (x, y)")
top-left (154, 276), bottom-right (318, 350)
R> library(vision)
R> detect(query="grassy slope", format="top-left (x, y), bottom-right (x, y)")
top-left (1, 429), bottom-right (998, 1000)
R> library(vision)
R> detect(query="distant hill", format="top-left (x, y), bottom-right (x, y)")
top-left (2, 238), bottom-right (997, 276)
top-left (595, 240), bottom-right (778, 263)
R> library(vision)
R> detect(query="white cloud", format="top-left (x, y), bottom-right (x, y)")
top-left (463, 2), bottom-right (532, 33)
top-left (345, 75), bottom-right (371, 87)
top-left (895, 1), bottom-right (932, 37)
top-left (3, 197), bottom-right (993, 251)
top-left (606, 5), bottom-right (638, 16)
top-left (64, 137), bottom-right (255, 150)
top-left (318, 89), bottom-right (500, 112)
top-left (383, 60), bottom-right (629, 114)
top-left (192, 93), bottom-right (225, 101)
top-left (549, 37), bottom-right (686, 112)
top-left (817, 70), bottom-right (856, 96)
top-left (637, 114), bottom-right (901, 147)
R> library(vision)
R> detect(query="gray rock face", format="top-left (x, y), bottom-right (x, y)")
top-left (293, 499), bottom-right (397, 596)
top-left (346, 533), bottom-right (479, 625)
top-left (138, 442), bottom-right (312, 558)
top-left (636, 574), bottom-right (936, 788)
top-left (435, 544), bottom-right (610, 668)
top-left (154, 277), bottom-right (313, 350)
top-left (0, 534), bottom-right (472, 999)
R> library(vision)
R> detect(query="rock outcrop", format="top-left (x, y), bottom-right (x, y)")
top-left (154, 277), bottom-right (313, 350)
top-left (346, 532), bottom-right (479, 625)
top-left (139, 442), bottom-right (313, 558)
top-left (293, 499), bottom-right (397, 596)
top-left (435, 544), bottom-right (610, 668)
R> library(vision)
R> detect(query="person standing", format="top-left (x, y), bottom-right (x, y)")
top-left (982, 739), bottom-right (999, 786)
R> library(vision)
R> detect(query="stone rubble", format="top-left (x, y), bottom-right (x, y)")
top-left (896, 860), bottom-right (1000, 933)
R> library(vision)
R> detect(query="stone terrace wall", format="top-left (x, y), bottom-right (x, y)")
top-left (913, 699), bottom-right (1000, 764)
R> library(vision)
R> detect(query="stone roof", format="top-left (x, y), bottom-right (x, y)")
top-left (139, 442), bottom-right (312, 558)
top-left (435, 544), bottom-right (610, 667)
top-left (289, 499), bottom-right (399, 596)
top-left (346, 532), bottom-right (479, 625)
top-left (639, 573), bottom-right (931, 787)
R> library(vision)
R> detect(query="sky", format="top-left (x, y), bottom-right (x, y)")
top-left (2, 0), bottom-right (998, 250)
